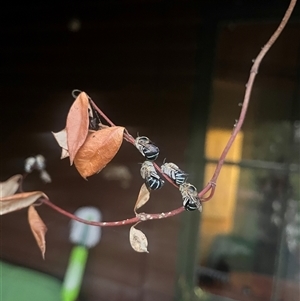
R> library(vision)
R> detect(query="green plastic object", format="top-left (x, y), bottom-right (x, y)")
top-left (1, 260), bottom-right (61, 301)
top-left (61, 245), bottom-right (88, 301)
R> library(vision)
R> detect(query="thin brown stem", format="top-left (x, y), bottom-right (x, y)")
top-left (89, 99), bottom-right (116, 127)
top-left (201, 184), bottom-right (216, 202)
top-left (43, 198), bottom-right (184, 226)
top-left (48, 0), bottom-right (296, 225)
top-left (207, 0), bottom-right (297, 194)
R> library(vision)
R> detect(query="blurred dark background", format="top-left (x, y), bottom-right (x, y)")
top-left (1, 1), bottom-right (300, 301)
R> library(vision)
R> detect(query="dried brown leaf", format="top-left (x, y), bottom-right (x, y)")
top-left (0, 174), bottom-right (22, 198)
top-left (134, 184), bottom-right (150, 213)
top-left (74, 126), bottom-right (125, 179)
top-left (66, 92), bottom-right (90, 165)
top-left (52, 129), bottom-right (69, 159)
top-left (129, 226), bottom-right (149, 253)
top-left (0, 191), bottom-right (48, 215)
top-left (28, 206), bottom-right (47, 259)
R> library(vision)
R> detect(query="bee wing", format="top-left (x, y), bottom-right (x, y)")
top-left (149, 171), bottom-right (160, 179)
top-left (140, 166), bottom-right (151, 179)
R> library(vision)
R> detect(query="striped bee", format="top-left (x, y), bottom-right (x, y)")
top-left (140, 161), bottom-right (164, 190)
top-left (179, 183), bottom-right (202, 211)
top-left (135, 136), bottom-right (159, 161)
top-left (161, 162), bottom-right (188, 185)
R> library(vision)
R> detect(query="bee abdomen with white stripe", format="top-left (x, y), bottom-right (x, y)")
top-left (161, 162), bottom-right (188, 185)
top-left (140, 161), bottom-right (164, 190)
top-left (135, 136), bottom-right (159, 161)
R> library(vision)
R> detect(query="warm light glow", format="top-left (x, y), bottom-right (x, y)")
top-left (200, 128), bottom-right (243, 261)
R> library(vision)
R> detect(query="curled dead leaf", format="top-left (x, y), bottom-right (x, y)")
top-left (52, 129), bottom-right (69, 159)
top-left (66, 92), bottom-right (90, 165)
top-left (0, 174), bottom-right (22, 198)
top-left (28, 206), bottom-right (47, 259)
top-left (74, 126), bottom-right (125, 179)
top-left (129, 226), bottom-right (149, 253)
top-left (134, 184), bottom-right (150, 213)
top-left (0, 191), bottom-right (48, 215)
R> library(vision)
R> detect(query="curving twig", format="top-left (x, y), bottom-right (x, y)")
top-left (200, 0), bottom-right (298, 200)
top-left (44, 0), bottom-right (297, 226)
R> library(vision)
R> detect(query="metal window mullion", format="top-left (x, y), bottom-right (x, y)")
top-left (205, 159), bottom-right (300, 173)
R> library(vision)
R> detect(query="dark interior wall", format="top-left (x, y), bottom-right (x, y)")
top-left (1, 1), bottom-right (202, 167)
top-left (1, 2), bottom-right (200, 301)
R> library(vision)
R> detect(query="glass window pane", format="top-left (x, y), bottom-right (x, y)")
top-left (198, 21), bottom-right (300, 301)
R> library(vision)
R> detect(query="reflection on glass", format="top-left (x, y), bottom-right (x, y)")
top-left (197, 22), bottom-right (300, 301)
